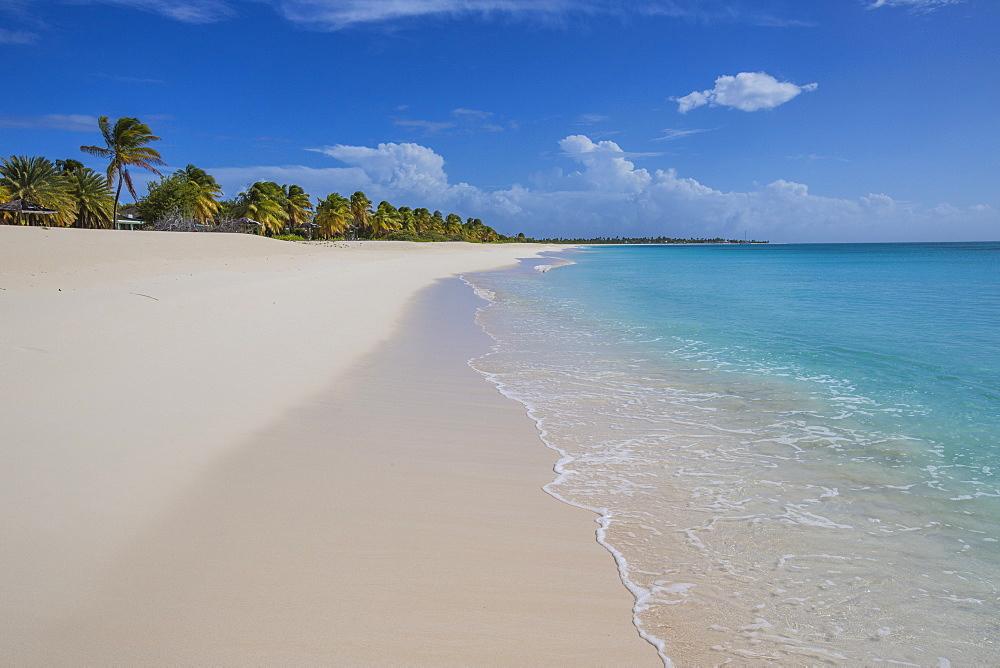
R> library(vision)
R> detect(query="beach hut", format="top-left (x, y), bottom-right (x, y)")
top-left (0, 199), bottom-right (58, 226)
top-left (114, 212), bottom-right (149, 230)
top-left (234, 216), bottom-right (263, 234)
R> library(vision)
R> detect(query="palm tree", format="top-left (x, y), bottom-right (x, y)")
top-left (396, 206), bottom-right (415, 232)
top-left (236, 181), bottom-right (287, 234)
top-left (177, 164), bottom-right (223, 223)
top-left (413, 207), bottom-right (432, 234)
top-left (444, 213), bottom-right (464, 235)
top-left (65, 167), bottom-right (114, 228)
top-left (350, 191), bottom-right (372, 237)
top-left (0, 155), bottom-right (76, 226)
top-left (315, 192), bottom-right (352, 238)
top-left (370, 201), bottom-right (401, 238)
top-left (56, 158), bottom-right (85, 173)
top-left (282, 184), bottom-right (313, 233)
top-left (463, 217), bottom-right (488, 242)
top-left (80, 116), bottom-right (165, 227)
top-left (430, 210), bottom-right (446, 234)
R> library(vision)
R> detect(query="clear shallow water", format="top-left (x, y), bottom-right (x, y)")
top-left (465, 243), bottom-right (1000, 666)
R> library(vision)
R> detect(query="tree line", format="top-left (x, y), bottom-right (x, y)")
top-left (0, 116), bottom-right (514, 242)
top-left (534, 236), bottom-right (769, 244)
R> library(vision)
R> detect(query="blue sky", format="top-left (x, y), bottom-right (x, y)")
top-left (2, 0), bottom-right (998, 242)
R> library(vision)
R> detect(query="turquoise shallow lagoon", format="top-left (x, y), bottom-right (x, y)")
top-left (467, 242), bottom-right (1000, 665)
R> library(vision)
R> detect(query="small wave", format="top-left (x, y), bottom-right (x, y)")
top-left (534, 260), bottom-right (577, 273)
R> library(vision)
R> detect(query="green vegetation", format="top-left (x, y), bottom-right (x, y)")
top-left (2, 116), bottom-right (768, 243)
top-left (0, 155), bottom-right (113, 227)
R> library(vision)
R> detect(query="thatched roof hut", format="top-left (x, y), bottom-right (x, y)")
top-left (0, 199), bottom-right (59, 226)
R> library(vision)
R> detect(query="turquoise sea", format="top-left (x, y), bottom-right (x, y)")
top-left (465, 242), bottom-right (1000, 665)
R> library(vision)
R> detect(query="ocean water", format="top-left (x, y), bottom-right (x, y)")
top-left (464, 243), bottom-right (1000, 666)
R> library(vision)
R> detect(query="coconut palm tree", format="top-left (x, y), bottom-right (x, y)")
top-left (444, 213), bottom-right (464, 235)
top-left (413, 207), bottom-right (432, 235)
top-left (177, 164), bottom-right (223, 223)
top-left (396, 206), bottom-right (415, 232)
top-left (236, 181), bottom-right (287, 234)
top-left (370, 201), bottom-right (401, 238)
top-left (65, 167), bottom-right (114, 228)
top-left (55, 158), bottom-right (85, 174)
top-left (282, 184), bottom-right (313, 233)
top-left (80, 116), bottom-right (165, 227)
top-left (430, 210), bottom-right (446, 234)
top-left (315, 192), bottom-right (352, 238)
top-left (350, 191), bottom-right (372, 237)
top-left (0, 155), bottom-right (76, 226)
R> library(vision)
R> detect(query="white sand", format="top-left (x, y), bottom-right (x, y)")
top-left (0, 226), bottom-right (656, 665)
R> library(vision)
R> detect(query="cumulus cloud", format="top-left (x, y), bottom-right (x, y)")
top-left (675, 72), bottom-right (818, 113)
top-left (208, 135), bottom-right (997, 243)
top-left (0, 114), bottom-right (98, 131)
top-left (308, 141), bottom-right (451, 196)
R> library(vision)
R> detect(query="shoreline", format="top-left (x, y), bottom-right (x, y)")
top-left (0, 227), bottom-right (654, 664)
top-left (464, 266), bottom-right (670, 662)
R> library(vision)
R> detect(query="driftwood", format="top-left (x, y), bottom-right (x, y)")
top-left (145, 209), bottom-right (257, 234)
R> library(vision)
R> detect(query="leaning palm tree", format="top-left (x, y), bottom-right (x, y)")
top-left (396, 206), bottom-right (415, 232)
top-left (315, 192), bottom-right (352, 238)
top-left (370, 201), bottom-right (401, 238)
top-left (236, 181), bottom-right (288, 235)
top-left (0, 155), bottom-right (77, 226)
top-left (64, 167), bottom-right (114, 228)
top-left (282, 184), bottom-right (313, 233)
top-left (350, 191), bottom-right (372, 237)
top-left (413, 208), bottom-right (432, 235)
top-left (80, 116), bottom-right (165, 227)
top-left (429, 210), bottom-right (446, 235)
top-left (56, 158), bottom-right (85, 174)
top-left (177, 164), bottom-right (223, 224)
top-left (444, 213), bottom-right (464, 236)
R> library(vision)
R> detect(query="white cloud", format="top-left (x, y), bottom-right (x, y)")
top-left (788, 153), bottom-right (850, 163)
top-left (309, 142), bottom-right (450, 196)
top-left (207, 135), bottom-right (998, 243)
top-left (393, 107), bottom-right (507, 136)
top-left (74, 0), bottom-right (233, 22)
top-left (653, 127), bottom-right (714, 141)
top-left (393, 119), bottom-right (457, 135)
top-left (271, 0), bottom-right (593, 29)
top-left (868, 0), bottom-right (965, 10)
top-left (268, 0), bottom-right (809, 29)
top-left (0, 114), bottom-right (98, 131)
top-left (24, 0), bottom-right (809, 29)
top-left (0, 28), bottom-right (38, 44)
top-left (575, 114), bottom-right (611, 125)
top-left (675, 72), bottom-right (818, 113)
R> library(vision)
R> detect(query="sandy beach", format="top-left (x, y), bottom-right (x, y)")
top-left (0, 226), bottom-right (656, 665)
